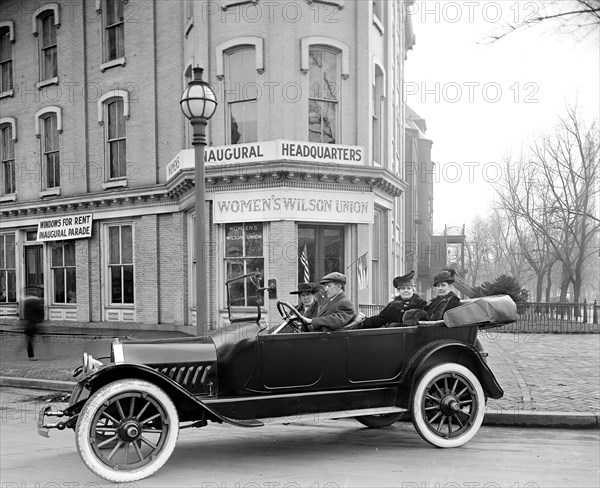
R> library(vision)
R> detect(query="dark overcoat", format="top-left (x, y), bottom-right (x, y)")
top-left (361, 294), bottom-right (427, 329)
top-left (310, 292), bottom-right (355, 331)
top-left (425, 291), bottom-right (461, 320)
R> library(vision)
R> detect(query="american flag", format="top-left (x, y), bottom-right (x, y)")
top-left (300, 244), bottom-right (310, 283)
top-left (357, 252), bottom-right (368, 290)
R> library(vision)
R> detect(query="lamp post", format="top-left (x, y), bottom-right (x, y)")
top-left (180, 67), bottom-right (217, 336)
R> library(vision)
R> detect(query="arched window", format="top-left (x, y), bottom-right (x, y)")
top-left (41, 113), bottom-right (60, 188)
top-left (106, 98), bottom-right (127, 178)
top-left (0, 122), bottom-right (16, 195)
top-left (372, 63), bottom-right (384, 164)
top-left (34, 5), bottom-right (59, 82)
top-left (225, 47), bottom-right (257, 144)
top-left (103, 0), bottom-right (124, 62)
top-left (98, 91), bottom-right (129, 181)
top-left (308, 46), bottom-right (340, 144)
top-left (0, 23), bottom-right (14, 94)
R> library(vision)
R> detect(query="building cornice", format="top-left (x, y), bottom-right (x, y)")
top-left (0, 186), bottom-right (172, 225)
top-left (166, 162), bottom-right (406, 200)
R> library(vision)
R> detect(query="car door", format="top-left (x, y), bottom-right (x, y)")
top-left (258, 332), bottom-right (325, 389)
top-left (344, 328), bottom-right (412, 383)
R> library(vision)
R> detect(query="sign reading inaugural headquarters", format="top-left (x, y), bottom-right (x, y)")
top-left (37, 214), bottom-right (93, 241)
top-left (214, 188), bottom-right (373, 224)
top-left (166, 140), bottom-right (365, 181)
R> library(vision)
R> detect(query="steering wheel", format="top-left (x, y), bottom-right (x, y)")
top-left (274, 301), bottom-right (309, 333)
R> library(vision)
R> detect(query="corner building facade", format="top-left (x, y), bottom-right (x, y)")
top-left (0, 0), bottom-right (416, 332)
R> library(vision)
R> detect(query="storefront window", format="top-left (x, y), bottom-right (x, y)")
top-left (225, 222), bottom-right (263, 306)
top-left (298, 225), bottom-right (344, 285)
top-left (108, 224), bottom-right (134, 304)
top-left (0, 233), bottom-right (16, 303)
top-left (51, 241), bottom-right (76, 304)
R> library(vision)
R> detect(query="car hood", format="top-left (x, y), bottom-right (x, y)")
top-left (112, 336), bottom-right (217, 365)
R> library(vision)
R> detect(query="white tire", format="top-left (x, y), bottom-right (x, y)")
top-left (75, 379), bottom-right (179, 482)
top-left (411, 363), bottom-right (485, 448)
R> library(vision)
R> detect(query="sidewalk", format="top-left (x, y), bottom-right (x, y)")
top-left (1, 323), bottom-right (598, 428)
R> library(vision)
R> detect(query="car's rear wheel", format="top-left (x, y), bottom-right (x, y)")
top-left (355, 412), bottom-right (403, 428)
top-left (411, 363), bottom-right (485, 448)
top-left (75, 379), bottom-right (179, 482)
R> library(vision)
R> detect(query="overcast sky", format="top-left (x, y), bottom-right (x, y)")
top-left (404, 0), bottom-right (600, 234)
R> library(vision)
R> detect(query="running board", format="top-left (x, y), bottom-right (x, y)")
top-left (257, 406), bottom-right (407, 425)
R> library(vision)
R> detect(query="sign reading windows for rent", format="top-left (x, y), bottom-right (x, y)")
top-left (37, 214), bottom-right (93, 241)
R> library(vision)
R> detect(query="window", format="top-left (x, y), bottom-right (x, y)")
top-left (372, 208), bottom-right (384, 303)
top-left (41, 114), bottom-right (60, 188)
top-left (224, 223), bottom-right (264, 307)
top-left (372, 65), bottom-right (384, 164)
top-left (308, 47), bottom-right (339, 144)
top-left (108, 224), bottom-right (134, 304)
top-left (372, 0), bottom-right (384, 33)
top-left (298, 225), bottom-right (344, 285)
top-left (51, 241), bottom-right (76, 304)
top-left (0, 233), bottom-right (16, 303)
top-left (225, 47), bottom-right (257, 144)
top-left (107, 98), bottom-right (127, 178)
top-left (38, 11), bottom-right (57, 81)
top-left (104, 0), bottom-right (124, 62)
top-left (0, 124), bottom-right (15, 194)
top-left (0, 27), bottom-right (12, 93)
top-left (373, 0), bottom-right (382, 20)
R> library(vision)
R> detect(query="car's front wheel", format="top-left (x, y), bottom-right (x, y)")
top-left (75, 379), bottom-right (179, 482)
top-left (355, 412), bottom-right (403, 428)
top-left (411, 363), bottom-right (485, 448)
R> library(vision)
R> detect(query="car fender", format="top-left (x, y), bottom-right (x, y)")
top-left (78, 363), bottom-right (263, 427)
top-left (401, 340), bottom-right (503, 399)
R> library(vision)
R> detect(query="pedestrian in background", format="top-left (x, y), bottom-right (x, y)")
top-left (22, 286), bottom-right (44, 361)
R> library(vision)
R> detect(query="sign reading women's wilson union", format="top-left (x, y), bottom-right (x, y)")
top-left (214, 188), bottom-right (373, 224)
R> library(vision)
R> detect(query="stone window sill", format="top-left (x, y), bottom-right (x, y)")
top-left (100, 57), bottom-right (126, 72)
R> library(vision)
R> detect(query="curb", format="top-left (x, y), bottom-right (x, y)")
top-left (2, 376), bottom-right (599, 429)
top-left (484, 409), bottom-right (600, 429)
top-left (0, 376), bottom-right (76, 392)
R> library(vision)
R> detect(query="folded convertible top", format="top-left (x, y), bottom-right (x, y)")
top-left (443, 295), bottom-right (518, 328)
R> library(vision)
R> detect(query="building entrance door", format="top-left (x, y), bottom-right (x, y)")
top-left (298, 225), bottom-right (344, 304)
top-left (25, 245), bottom-right (44, 290)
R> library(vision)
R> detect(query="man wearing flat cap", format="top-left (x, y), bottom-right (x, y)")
top-left (361, 271), bottom-right (427, 329)
top-left (304, 272), bottom-right (355, 331)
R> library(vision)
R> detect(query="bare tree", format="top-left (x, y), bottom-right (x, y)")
top-left (495, 156), bottom-right (559, 301)
top-left (485, 0), bottom-right (600, 43)
top-left (495, 107), bottom-right (599, 302)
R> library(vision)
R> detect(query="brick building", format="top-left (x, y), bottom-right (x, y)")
top-left (0, 0), bottom-right (418, 332)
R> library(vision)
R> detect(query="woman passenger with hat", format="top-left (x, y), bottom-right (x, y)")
top-left (403, 268), bottom-right (461, 325)
top-left (361, 271), bottom-right (427, 329)
top-left (289, 282), bottom-right (320, 318)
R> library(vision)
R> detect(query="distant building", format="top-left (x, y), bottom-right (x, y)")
top-left (0, 1), bottom-right (419, 330)
top-left (404, 105), bottom-right (434, 295)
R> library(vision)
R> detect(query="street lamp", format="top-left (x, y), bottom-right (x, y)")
top-left (180, 67), bottom-right (217, 336)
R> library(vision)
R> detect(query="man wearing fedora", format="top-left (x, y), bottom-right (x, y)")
top-left (403, 268), bottom-right (461, 325)
top-left (289, 282), bottom-right (320, 318)
top-left (360, 270), bottom-right (427, 329)
top-left (304, 272), bottom-right (355, 331)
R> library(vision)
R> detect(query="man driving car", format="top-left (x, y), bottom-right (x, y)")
top-left (304, 272), bottom-right (355, 332)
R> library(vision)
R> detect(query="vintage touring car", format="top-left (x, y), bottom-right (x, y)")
top-left (38, 272), bottom-right (517, 482)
